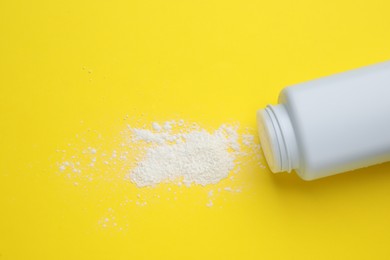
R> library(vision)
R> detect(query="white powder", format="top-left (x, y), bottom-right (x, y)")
top-left (242, 134), bottom-right (255, 146)
top-left (206, 200), bottom-right (213, 208)
top-left (152, 122), bottom-right (162, 131)
top-left (56, 119), bottom-right (263, 209)
top-left (127, 122), bottom-right (240, 187)
top-left (163, 121), bottom-right (172, 131)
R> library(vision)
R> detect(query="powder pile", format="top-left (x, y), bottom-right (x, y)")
top-left (127, 122), bottom-right (240, 187)
top-left (57, 119), bottom-right (264, 192)
top-left (56, 119), bottom-right (265, 211)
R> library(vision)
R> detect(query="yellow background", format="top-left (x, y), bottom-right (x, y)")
top-left (1, 0), bottom-right (390, 259)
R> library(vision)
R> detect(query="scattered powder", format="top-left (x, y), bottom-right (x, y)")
top-left (206, 190), bottom-right (215, 207)
top-left (242, 134), bottom-right (254, 146)
top-left (56, 119), bottom-right (264, 211)
top-left (128, 123), bottom-right (240, 187)
top-left (223, 187), bottom-right (241, 193)
top-left (206, 200), bottom-right (213, 208)
top-left (242, 129), bottom-right (265, 168)
top-left (163, 121), bottom-right (173, 131)
top-left (152, 122), bottom-right (162, 131)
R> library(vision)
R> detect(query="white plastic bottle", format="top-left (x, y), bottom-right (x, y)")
top-left (257, 61), bottom-right (390, 180)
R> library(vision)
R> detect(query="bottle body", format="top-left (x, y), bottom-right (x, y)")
top-left (257, 61), bottom-right (390, 180)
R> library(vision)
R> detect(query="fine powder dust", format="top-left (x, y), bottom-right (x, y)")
top-left (56, 119), bottom-right (264, 214)
top-left (57, 119), bottom-right (263, 190)
top-left (127, 123), bottom-right (240, 187)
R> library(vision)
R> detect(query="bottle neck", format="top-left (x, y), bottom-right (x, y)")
top-left (257, 104), bottom-right (300, 173)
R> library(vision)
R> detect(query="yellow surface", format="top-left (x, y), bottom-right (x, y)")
top-left (1, 0), bottom-right (390, 259)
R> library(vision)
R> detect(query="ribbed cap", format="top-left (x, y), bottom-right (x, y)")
top-left (257, 104), bottom-right (300, 173)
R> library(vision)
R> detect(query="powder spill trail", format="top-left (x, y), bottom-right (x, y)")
top-left (56, 119), bottom-right (264, 213)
